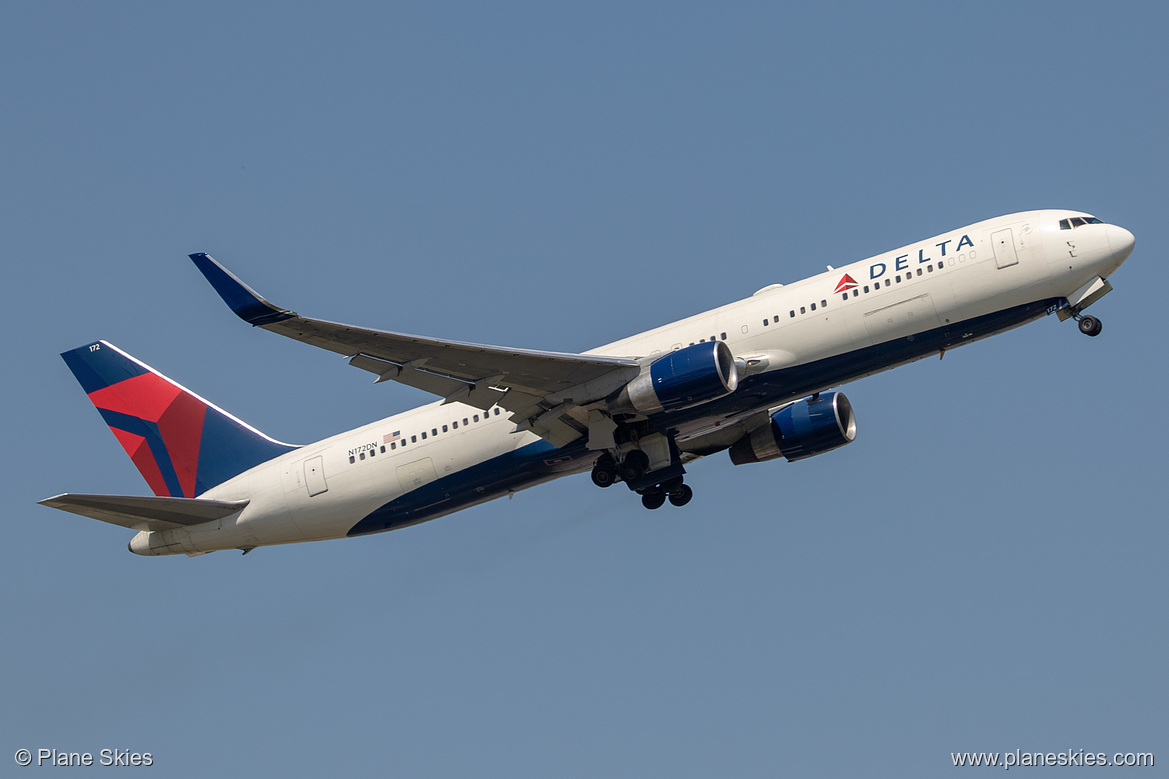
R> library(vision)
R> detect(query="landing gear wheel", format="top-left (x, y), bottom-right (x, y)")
top-left (641, 489), bottom-right (666, 510)
top-left (667, 484), bottom-right (693, 507)
top-left (591, 464), bottom-right (617, 488)
top-left (590, 454), bottom-right (618, 488)
top-left (620, 450), bottom-right (649, 483)
top-left (1078, 315), bottom-right (1102, 337)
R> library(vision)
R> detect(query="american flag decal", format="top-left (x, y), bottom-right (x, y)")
top-left (384, 431), bottom-right (401, 444)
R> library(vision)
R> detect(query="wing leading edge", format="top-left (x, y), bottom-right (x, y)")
top-left (189, 254), bottom-right (642, 446)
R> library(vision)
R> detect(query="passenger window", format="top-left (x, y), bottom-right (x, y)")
top-left (431, 428), bottom-right (437, 436)
top-left (349, 455), bottom-right (355, 464)
top-left (772, 316), bottom-right (778, 324)
top-left (391, 442), bottom-right (396, 450)
top-left (810, 302), bottom-right (816, 311)
top-left (790, 310), bottom-right (795, 318)
top-left (463, 418), bottom-right (469, 425)
top-left (720, 333), bottom-right (727, 340)
top-left (895, 275), bottom-right (901, 283)
top-left (380, 445), bottom-right (385, 453)
top-left (821, 300), bottom-right (826, 307)
top-left (863, 285), bottom-right (869, 293)
top-left (916, 268), bottom-right (922, 276)
top-left (421, 432), bottom-right (427, 440)
top-left (800, 306), bottom-right (806, 314)
top-left (494, 408), bottom-right (500, 416)
top-left (473, 415), bottom-right (479, 422)
top-left (452, 421), bottom-right (458, 430)
top-left (762, 320), bottom-right (769, 327)
top-left (442, 424), bottom-right (448, 433)
top-left (852, 290), bottom-right (858, 298)
top-left (885, 279), bottom-right (891, 287)
top-left (359, 452), bottom-right (365, 460)
top-left (842, 294), bottom-right (848, 302)
top-left (411, 435), bottom-right (417, 443)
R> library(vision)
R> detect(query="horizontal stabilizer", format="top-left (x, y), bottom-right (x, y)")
top-left (39, 493), bottom-right (249, 532)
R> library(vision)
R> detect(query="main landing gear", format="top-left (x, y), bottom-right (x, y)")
top-left (1077, 314), bottom-right (1103, 337)
top-left (639, 478), bottom-right (693, 510)
top-left (590, 453), bottom-right (694, 510)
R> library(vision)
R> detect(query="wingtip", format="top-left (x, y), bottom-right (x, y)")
top-left (188, 253), bottom-right (294, 327)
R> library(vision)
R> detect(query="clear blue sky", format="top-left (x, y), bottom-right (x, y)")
top-left (3, 2), bottom-right (1166, 776)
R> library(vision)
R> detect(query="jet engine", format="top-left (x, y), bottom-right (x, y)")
top-left (610, 341), bottom-right (738, 416)
top-left (729, 392), bottom-right (856, 464)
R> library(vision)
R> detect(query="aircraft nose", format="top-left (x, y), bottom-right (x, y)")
top-left (1106, 224), bottom-right (1135, 264)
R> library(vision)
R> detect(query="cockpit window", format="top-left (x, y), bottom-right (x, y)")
top-left (1059, 216), bottom-right (1105, 230)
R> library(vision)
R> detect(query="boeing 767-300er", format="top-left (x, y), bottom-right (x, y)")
top-left (40, 210), bottom-right (1134, 556)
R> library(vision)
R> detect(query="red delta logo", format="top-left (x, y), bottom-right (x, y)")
top-left (834, 273), bottom-right (858, 294)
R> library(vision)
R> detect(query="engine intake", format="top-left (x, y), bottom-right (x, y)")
top-left (610, 341), bottom-right (738, 415)
top-left (729, 392), bottom-right (857, 464)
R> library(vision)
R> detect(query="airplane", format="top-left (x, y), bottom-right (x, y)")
top-left (39, 209), bottom-right (1134, 556)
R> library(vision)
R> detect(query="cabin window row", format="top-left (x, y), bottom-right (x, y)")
top-left (763, 300), bottom-right (828, 325)
top-left (348, 407), bottom-right (503, 463)
top-left (687, 333), bottom-right (729, 347)
top-left (839, 262), bottom-right (945, 302)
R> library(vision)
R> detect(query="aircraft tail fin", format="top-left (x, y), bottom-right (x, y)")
top-left (60, 341), bottom-right (298, 497)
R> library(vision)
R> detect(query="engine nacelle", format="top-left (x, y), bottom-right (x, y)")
top-left (729, 392), bottom-right (856, 464)
top-left (610, 341), bottom-right (738, 415)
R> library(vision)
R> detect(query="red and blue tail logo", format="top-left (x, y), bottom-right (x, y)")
top-left (61, 341), bottom-right (297, 497)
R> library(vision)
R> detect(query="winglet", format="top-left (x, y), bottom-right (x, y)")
top-left (189, 253), bottom-right (295, 327)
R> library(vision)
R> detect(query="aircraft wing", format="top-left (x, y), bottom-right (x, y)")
top-left (190, 254), bottom-right (643, 445)
top-left (39, 493), bottom-right (249, 532)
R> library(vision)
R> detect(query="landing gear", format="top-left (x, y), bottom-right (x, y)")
top-left (619, 449), bottom-right (649, 483)
top-left (590, 454), bottom-right (618, 488)
top-left (641, 488), bottom-right (666, 510)
top-left (636, 478), bottom-right (692, 510)
top-left (590, 447), bottom-right (693, 510)
top-left (667, 483), bottom-right (693, 507)
top-left (1078, 314), bottom-right (1102, 337)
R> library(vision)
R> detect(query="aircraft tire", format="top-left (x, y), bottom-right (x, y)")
top-left (620, 450), bottom-right (649, 483)
top-left (591, 465), bottom-right (617, 488)
top-left (641, 489), bottom-right (666, 510)
top-left (1078, 315), bottom-right (1102, 337)
top-left (668, 484), bottom-right (693, 507)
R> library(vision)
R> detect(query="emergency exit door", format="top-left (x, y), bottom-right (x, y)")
top-left (304, 456), bottom-right (328, 497)
top-left (992, 228), bottom-right (1019, 269)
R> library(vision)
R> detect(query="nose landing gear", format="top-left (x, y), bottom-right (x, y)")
top-left (1077, 314), bottom-right (1103, 337)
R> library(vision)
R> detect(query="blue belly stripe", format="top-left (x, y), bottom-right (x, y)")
top-left (348, 298), bottom-right (1058, 536)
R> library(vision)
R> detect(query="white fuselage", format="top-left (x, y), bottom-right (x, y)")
top-left (131, 209), bottom-right (1134, 555)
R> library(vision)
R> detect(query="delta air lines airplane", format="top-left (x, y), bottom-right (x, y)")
top-left (40, 210), bottom-right (1134, 556)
